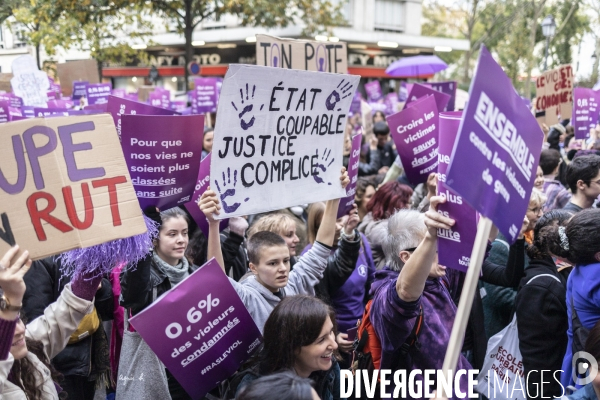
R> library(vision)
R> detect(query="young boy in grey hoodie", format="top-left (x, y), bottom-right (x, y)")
top-left (200, 168), bottom-right (349, 333)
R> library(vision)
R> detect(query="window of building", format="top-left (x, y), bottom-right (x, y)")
top-left (374, 0), bottom-right (404, 32)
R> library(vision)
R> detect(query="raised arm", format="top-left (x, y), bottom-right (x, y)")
top-left (396, 196), bottom-right (454, 302)
top-left (199, 187), bottom-right (226, 273)
top-left (315, 167), bottom-right (349, 247)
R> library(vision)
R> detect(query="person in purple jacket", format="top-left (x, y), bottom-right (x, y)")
top-left (369, 196), bottom-right (472, 399)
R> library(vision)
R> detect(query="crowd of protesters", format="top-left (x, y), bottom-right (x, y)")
top-left (2, 109), bottom-right (600, 400)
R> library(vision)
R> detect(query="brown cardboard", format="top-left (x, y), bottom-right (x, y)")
top-left (57, 60), bottom-right (100, 96)
top-left (361, 100), bottom-right (373, 138)
top-left (535, 64), bottom-right (573, 125)
top-left (0, 73), bottom-right (13, 93)
top-left (0, 114), bottom-right (147, 260)
top-left (137, 86), bottom-right (155, 103)
top-left (256, 34), bottom-right (348, 74)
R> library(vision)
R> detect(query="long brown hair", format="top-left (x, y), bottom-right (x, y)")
top-left (9, 330), bottom-right (64, 399)
top-left (257, 295), bottom-right (337, 376)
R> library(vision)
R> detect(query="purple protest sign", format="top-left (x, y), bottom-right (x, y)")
top-left (86, 83), bottom-right (112, 105)
top-left (0, 94), bottom-right (23, 108)
top-left (350, 91), bottom-right (362, 115)
top-left (573, 88), bottom-right (600, 140)
top-left (364, 81), bottom-right (383, 102)
top-left (185, 152), bottom-right (229, 235)
top-left (399, 82), bottom-right (409, 102)
top-left (0, 102), bottom-right (10, 123)
top-left (171, 100), bottom-right (188, 112)
top-left (111, 88), bottom-right (127, 98)
top-left (436, 112), bottom-right (478, 272)
top-left (192, 78), bottom-right (218, 114)
top-left (0, 101), bottom-right (23, 123)
top-left (130, 258), bottom-right (262, 400)
top-left (446, 46), bottom-right (543, 243)
top-left (121, 114), bottom-right (204, 210)
top-left (33, 108), bottom-right (70, 117)
top-left (72, 81), bottom-right (89, 100)
top-left (47, 99), bottom-right (74, 109)
top-left (429, 81), bottom-right (457, 111)
top-left (20, 106), bottom-right (35, 119)
top-left (404, 83), bottom-right (451, 113)
top-left (106, 95), bottom-right (178, 140)
top-left (384, 92), bottom-right (399, 116)
top-left (388, 95), bottom-right (439, 185)
top-left (337, 133), bottom-right (362, 218)
top-left (149, 90), bottom-right (171, 109)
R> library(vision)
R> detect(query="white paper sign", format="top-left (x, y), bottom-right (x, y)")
top-left (10, 55), bottom-right (49, 107)
top-left (211, 64), bottom-right (359, 218)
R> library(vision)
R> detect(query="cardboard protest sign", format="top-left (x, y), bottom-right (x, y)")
top-left (86, 83), bottom-right (112, 105)
top-left (436, 111), bottom-right (478, 272)
top-left (337, 133), bottom-right (362, 218)
top-left (10, 55), bottom-right (50, 107)
top-left (404, 83), bottom-right (451, 113)
top-left (185, 153), bottom-right (229, 235)
top-left (364, 81), bottom-right (383, 102)
top-left (256, 34), bottom-right (348, 74)
top-left (535, 64), bottom-right (573, 125)
top-left (446, 46), bottom-right (543, 244)
top-left (106, 95), bottom-right (178, 140)
top-left (0, 74), bottom-right (13, 93)
top-left (573, 88), bottom-right (600, 140)
top-left (211, 65), bottom-right (358, 218)
top-left (429, 81), bottom-right (457, 111)
top-left (192, 78), bottom-right (219, 114)
top-left (137, 86), bottom-right (155, 103)
top-left (121, 114), bottom-right (204, 210)
top-left (0, 114), bottom-right (147, 260)
top-left (130, 258), bottom-right (262, 400)
top-left (56, 60), bottom-right (99, 97)
top-left (72, 81), bottom-right (89, 100)
top-left (387, 95), bottom-right (439, 185)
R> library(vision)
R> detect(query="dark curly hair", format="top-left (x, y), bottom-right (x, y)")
top-left (526, 209), bottom-right (573, 260)
top-left (366, 181), bottom-right (413, 220)
top-left (9, 319), bottom-right (65, 399)
top-left (547, 209), bottom-right (600, 265)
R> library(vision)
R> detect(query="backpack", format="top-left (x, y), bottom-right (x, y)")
top-left (351, 299), bottom-right (424, 400)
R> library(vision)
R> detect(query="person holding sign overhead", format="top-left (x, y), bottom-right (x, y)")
top-left (201, 168), bottom-right (349, 333)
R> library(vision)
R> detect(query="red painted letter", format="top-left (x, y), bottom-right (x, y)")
top-left (27, 192), bottom-right (73, 241)
top-left (92, 176), bottom-right (127, 226)
top-left (63, 183), bottom-right (94, 230)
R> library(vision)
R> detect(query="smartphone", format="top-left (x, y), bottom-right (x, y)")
top-left (347, 326), bottom-right (358, 342)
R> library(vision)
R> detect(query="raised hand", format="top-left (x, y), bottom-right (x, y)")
top-left (424, 196), bottom-right (455, 238)
top-left (0, 245), bottom-right (32, 312)
top-left (199, 187), bottom-right (222, 224)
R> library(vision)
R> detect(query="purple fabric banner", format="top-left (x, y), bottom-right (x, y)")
top-left (121, 114), bottom-right (204, 210)
top-left (130, 258), bottom-right (262, 400)
top-left (364, 81), bottom-right (383, 102)
top-left (429, 81), bottom-right (457, 111)
top-left (185, 152), bottom-right (229, 235)
top-left (445, 46), bottom-right (543, 244)
top-left (573, 88), bottom-right (600, 140)
top-left (436, 111), bottom-right (478, 272)
top-left (106, 95), bottom-right (178, 140)
top-left (192, 78), bottom-right (218, 114)
top-left (86, 83), bottom-right (112, 105)
top-left (388, 95), bottom-right (439, 185)
top-left (337, 133), bottom-right (362, 218)
top-left (72, 81), bottom-right (89, 100)
top-left (404, 83), bottom-right (451, 113)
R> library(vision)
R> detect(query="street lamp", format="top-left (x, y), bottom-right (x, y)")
top-left (541, 15), bottom-right (556, 71)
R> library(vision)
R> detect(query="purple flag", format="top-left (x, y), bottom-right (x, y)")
top-left (429, 81), bottom-right (457, 111)
top-left (337, 133), bottom-right (362, 218)
top-left (364, 81), bottom-right (383, 102)
top-left (445, 46), bottom-right (543, 243)
top-left (106, 95), bottom-right (179, 140)
top-left (72, 81), bottom-right (89, 100)
top-left (404, 83), bottom-right (451, 113)
top-left (130, 258), bottom-right (262, 400)
top-left (387, 95), bottom-right (439, 185)
top-left (192, 78), bottom-right (218, 114)
top-left (436, 111), bottom-right (478, 272)
top-left (573, 88), bottom-right (600, 140)
top-left (86, 83), bottom-right (112, 105)
top-left (121, 114), bottom-right (204, 210)
top-left (185, 153), bottom-right (229, 235)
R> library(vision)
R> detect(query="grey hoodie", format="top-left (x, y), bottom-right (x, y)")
top-left (228, 242), bottom-right (330, 333)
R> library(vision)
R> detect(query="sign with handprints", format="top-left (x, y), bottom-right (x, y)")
top-left (210, 64), bottom-right (359, 218)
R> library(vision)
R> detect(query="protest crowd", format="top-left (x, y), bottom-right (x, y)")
top-left (2, 30), bottom-right (600, 400)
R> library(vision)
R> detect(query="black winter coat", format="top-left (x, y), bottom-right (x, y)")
top-left (22, 256), bottom-right (114, 377)
top-left (314, 233), bottom-right (362, 302)
top-left (515, 257), bottom-right (567, 399)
